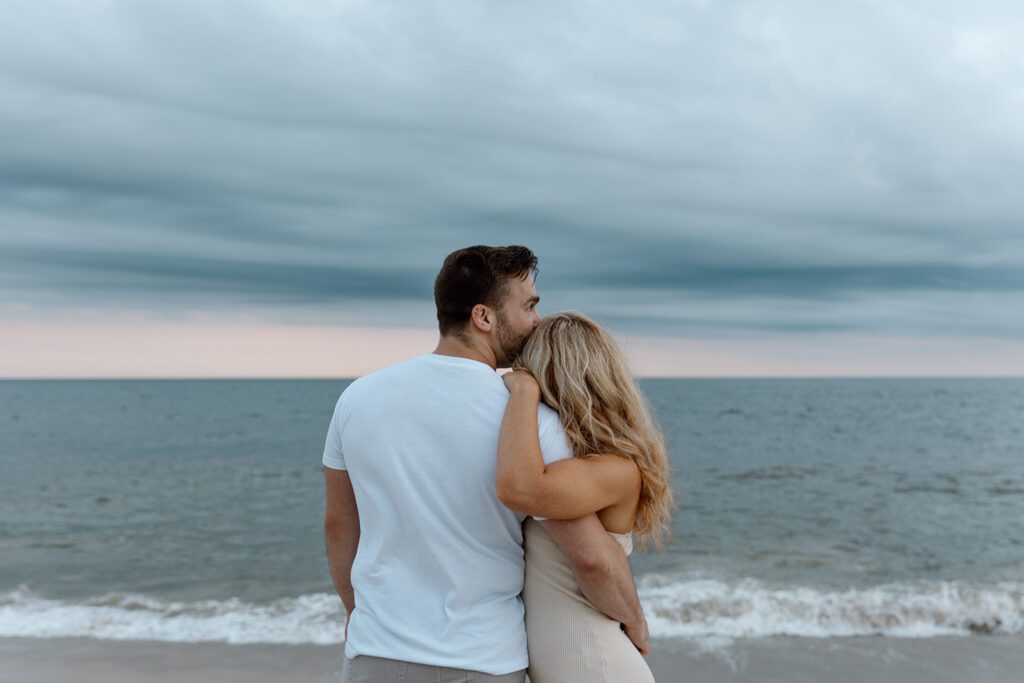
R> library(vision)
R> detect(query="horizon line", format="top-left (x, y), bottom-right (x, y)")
top-left (3, 375), bottom-right (1023, 381)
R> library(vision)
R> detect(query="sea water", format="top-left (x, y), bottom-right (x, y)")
top-left (1, 378), bottom-right (1022, 643)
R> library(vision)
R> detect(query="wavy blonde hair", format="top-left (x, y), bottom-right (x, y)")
top-left (513, 312), bottom-right (674, 549)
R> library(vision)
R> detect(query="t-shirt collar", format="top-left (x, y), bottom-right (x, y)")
top-left (422, 352), bottom-right (498, 374)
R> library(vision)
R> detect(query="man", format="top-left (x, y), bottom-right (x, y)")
top-left (323, 245), bottom-right (647, 682)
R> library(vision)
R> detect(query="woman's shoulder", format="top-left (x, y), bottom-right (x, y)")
top-left (579, 452), bottom-right (642, 488)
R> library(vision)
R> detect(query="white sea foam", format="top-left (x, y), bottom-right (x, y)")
top-left (638, 575), bottom-right (1024, 639)
top-left (0, 587), bottom-right (347, 644)
top-left (1, 578), bottom-right (1022, 644)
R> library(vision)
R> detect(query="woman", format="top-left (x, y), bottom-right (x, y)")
top-left (496, 312), bottom-right (673, 683)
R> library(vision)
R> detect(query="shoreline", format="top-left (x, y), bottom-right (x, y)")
top-left (3, 635), bottom-right (1024, 683)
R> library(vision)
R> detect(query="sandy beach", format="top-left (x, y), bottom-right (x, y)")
top-left (3, 635), bottom-right (1024, 683)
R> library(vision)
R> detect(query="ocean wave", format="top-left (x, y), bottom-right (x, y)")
top-left (639, 576), bottom-right (1024, 638)
top-left (1, 578), bottom-right (1022, 644)
top-left (0, 587), bottom-right (346, 644)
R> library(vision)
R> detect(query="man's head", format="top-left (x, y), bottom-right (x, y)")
top-left (434, 245), bottom-right (541, 367)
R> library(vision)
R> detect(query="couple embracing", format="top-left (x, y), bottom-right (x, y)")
top-left (323, 245), bottom-right (673, 682)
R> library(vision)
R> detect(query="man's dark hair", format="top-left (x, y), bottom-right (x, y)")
top-left (434, 245), bottom-right (538, 337)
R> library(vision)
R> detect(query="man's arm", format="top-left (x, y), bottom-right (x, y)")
top-left (540, 514), bottom-right (650, 654)
top-left (323, 467), bottom-right (359, 635)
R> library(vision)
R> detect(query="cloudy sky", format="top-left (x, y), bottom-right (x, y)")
top-left (2, 1), bottom-right (1023, 377)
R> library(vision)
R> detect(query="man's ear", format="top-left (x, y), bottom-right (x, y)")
top-left (470, 304), bottom-right (493, 333)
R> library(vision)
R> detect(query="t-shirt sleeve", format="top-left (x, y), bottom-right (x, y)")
top-left (532, 405), bottom-right (573, 520)
top-left (322, 394), bottom-right (347, 470)
top-left (538, 406), bottom-right (573, 466)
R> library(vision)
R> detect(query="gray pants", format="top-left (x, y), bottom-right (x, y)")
top-left (342, 655), bottom-right (526, 683)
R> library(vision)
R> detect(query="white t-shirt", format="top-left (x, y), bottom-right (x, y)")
top-left (322, 352), bottom-right (572, 675)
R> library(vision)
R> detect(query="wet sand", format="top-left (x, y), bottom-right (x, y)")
top-left (2, 635), bottom-right (1023, 683)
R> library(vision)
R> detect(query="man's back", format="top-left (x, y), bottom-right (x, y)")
top-left (322, 352), bottom-right (570, 675)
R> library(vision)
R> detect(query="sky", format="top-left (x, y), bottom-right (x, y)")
top-left (2, 1), bottom-right (1023, 377)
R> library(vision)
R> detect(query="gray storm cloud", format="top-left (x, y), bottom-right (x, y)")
top-left (1, 0), bottom-right (1022, 337)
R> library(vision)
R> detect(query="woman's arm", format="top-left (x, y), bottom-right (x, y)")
top-left (542, 515), bottom-right (650, 654)
top-left (495, 371), bottom-right (637, 519)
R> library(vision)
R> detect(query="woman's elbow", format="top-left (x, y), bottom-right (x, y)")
top-left (496, 477), bottom-right (534, 513)
top-left (569, 549), bottom-right (614, 576)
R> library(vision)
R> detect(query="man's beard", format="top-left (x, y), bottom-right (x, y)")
top-left (495, 311), bottom-right (530, 368)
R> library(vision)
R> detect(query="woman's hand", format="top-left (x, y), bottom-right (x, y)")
top-left (502, 369), bottom-right (540, 399)
top-left (623, 615), bottom-right (651, 656)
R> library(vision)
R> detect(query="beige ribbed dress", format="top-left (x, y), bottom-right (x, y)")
top-left (522, 517), bottom-right (655, 683)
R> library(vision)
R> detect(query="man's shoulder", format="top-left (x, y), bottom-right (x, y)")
top-left (537, 401), bottom-right (564, 430)
top-left (342, 355), bottom-right (428, 393)
top-left (536, 402), bottom-right (573, 464)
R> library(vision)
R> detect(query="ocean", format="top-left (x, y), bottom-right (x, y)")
top-left (1, 378), bottom-right (1022, 646)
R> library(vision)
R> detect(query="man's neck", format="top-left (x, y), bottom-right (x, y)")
top-left (434, 335), bottom-right (498, 370)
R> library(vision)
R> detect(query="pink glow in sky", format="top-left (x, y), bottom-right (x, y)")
top-left (3, 320), bottom-right (1022, 378)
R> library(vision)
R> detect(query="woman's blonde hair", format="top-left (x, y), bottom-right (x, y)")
top-left (513, 312), bottom-right (674, 549)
